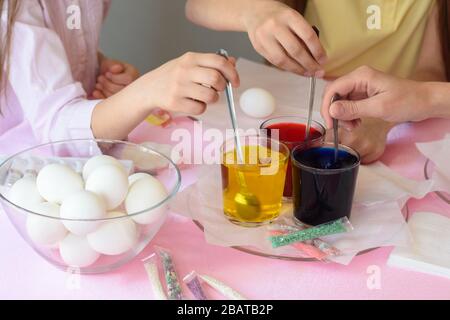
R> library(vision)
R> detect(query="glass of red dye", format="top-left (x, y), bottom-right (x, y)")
top-left (260, 116), bottom-right (325, 198)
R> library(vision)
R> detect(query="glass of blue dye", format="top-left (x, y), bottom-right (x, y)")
top-left (291, 141), bottom-right (360, 226)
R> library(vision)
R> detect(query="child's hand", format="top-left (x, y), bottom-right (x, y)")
top-left (334, 118), bottom-right (394, 164)
top-left (90, 52), bottom-right (239, 140)
top-left (243, 1), bottom-right (327, 77)
top-left (138, 52), bottom-right (239, 115)
top-left (93, 57), bottom-right (140, 99)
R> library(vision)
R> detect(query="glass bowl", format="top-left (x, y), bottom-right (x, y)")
top-left (0, 139), bottom-right (181, 274)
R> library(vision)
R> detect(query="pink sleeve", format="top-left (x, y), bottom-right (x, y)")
top-left (103, 0), bottom-right (112, 22)
top-left (6, 0), bottom-right (100, 143)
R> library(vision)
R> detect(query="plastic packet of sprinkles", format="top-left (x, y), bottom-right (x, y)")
top-left (269, 230), bottom-right (329, 261)
top-left (199, 275), bottom-right (247, 300)
top-left (270, 217), bottom-right (353, 248)
top-left (183, 271), bottom-right (208, 300)
top-left (142, 253), bottom-right (167, 300)
top-left (268, 218), bottom-right (342, 259)
top-left (156, 246), bottom-right (184, 300)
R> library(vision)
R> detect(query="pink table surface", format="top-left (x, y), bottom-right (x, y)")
top-left (1, 117), bottom-right (449, 300)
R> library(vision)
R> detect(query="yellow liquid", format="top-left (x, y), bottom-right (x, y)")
top-left (221, 145), bottom-right (288, 226)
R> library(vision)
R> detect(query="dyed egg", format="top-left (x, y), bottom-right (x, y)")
top-left (59, 234), bottom-right (100, 268)
top-left (9, 177), bottom-right (44, 210)
top-left (26, 202), bottom-right (67, 246)
top-left (125, 176), bottom-right (168, 225)
top-left (60, 190), bottom-right (106, 235)
top-left (36, 164), bottom-right (84, 204)
top-left (86, 165), bottom-right (128, 210)
top-left (82, 155), bottom-right (125, 180)
top-left (87, 212), bottom-right (138, 255)
top-left (239, 88), bottom-right (276, 118)
top-left (128, 172), bottom-right (153, 186)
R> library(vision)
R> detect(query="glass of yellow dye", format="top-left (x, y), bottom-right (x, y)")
top-left (220, 136), bottom-right (289, 227)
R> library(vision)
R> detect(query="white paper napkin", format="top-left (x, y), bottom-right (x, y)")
top-left (417, 134), bottom-right (450, 194)
top-left (388, 212), bottom-right (450, 280)
top-left (355, 162), bottom-right (435, 207)
top-left (170, 163), bottom-right (413, 265)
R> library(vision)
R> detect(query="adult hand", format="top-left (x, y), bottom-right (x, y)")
top-left (321, 66), bottom-right (430, 130)
top-left (334, 118), bottom-right (393, 164)
top-left (243, 1), bottom-right (327, 77)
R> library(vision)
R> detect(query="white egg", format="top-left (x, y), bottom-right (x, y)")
top-left (128, 172), bottom-right (153, 186)
top-left (87, 212), bottom-right (138, 255)
top-left (125, 176), bottom-right (169, 225)
top-left (82, 155), bottom-right (125, 180)
top-left (59, 234), bottom-right (100, 268)
top-left (86, 165), bottom-right (129, 210)
top-left (239, 88), bottom-right (276, 118)
top-left (60, 190), bottom-right (106, 235)
top-left (26, 202), bottom-right (67, 246)
top-left (36, 164), bottom-right (84, 204)
top-left (9, 177), bottom-right (44, 210)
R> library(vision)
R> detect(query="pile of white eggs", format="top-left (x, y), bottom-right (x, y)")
top-left (8, 155), bottom-right (169, 268)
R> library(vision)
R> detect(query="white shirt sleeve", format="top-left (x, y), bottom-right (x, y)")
top-left (6, 0), bottom-right (101, 143)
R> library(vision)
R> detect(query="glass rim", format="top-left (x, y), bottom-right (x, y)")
top-left (220, 135), bottom-right (290, 168)
top-left (291, 142), bottom-right (361, 174)
top-left (260, 116), bottom-right (326, 133)
top-left (0, 138), bottom-right (182, 222)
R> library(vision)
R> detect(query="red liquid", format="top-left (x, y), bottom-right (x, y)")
top-left (266, 123), bottom-right (323, 197)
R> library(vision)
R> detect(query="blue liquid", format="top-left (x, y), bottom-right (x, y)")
top-left (292, 147), bottom-right (359, 225)
top-left (296, 147), bottom-right (358, 170)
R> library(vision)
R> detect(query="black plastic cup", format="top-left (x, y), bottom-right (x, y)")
top-left (291, 141), bottom-right (360, 226)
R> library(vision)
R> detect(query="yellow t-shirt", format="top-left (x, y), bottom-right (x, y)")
top-left (304, 0), bottom-right (435, 78)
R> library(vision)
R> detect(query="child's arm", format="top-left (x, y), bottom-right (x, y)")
top-left (186, 0), bottom-right (327, 77)
top-left (412, 3), bottom-right (446, 81)
top-left (92, 53), bottom-right (239, 140)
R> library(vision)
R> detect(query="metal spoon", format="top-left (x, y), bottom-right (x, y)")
top-left (304, 76), bottom-right (316, 141)
top-left (330, 94), bottom-right (341, 163)
top-left (217, 49), bottom-right (261, 223)
top-left (305, 26), bottom-right (320, 142)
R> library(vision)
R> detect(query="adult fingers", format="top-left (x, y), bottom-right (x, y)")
top-left (276, 28), bottom-right (322, 76)
top-left (263, 37), bottom-right (306, 75)
top-left (321, 74), bottom-right (369, 128)
top-left (288, 15), bottom-right (327, 64)
top-left (329, 99), bottom-right (384, 122)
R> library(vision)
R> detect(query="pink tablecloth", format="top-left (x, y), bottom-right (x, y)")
top-left (1, 117), bottom-right (449, 300)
